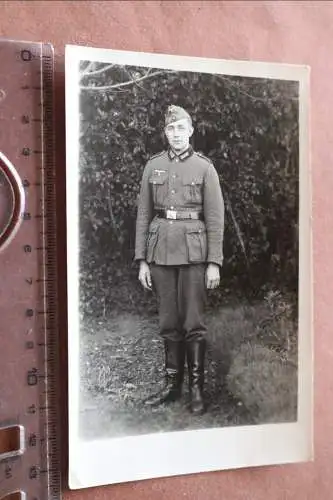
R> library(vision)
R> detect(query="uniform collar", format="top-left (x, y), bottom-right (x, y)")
top-left (168, 145), bottom-right (193, 162)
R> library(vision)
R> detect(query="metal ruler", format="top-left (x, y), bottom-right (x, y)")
top-left (0, 40), bottom-right (60, 499)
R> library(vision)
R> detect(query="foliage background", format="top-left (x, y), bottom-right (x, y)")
top-left (78, 61), bottom-right (299, 318)
top-left (76, 60), bottom-right (300, 435)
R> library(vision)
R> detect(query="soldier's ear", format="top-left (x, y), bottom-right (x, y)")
top-left (188, 124), bottom-right (194, 138)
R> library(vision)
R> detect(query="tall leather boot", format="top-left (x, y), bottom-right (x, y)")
top-left (143, 339), bottom-right (185, 407)
top-left (186, 339), bottom-right (206, 415)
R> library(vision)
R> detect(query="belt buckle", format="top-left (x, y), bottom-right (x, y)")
top-left (166, 209), bottom-right (177, 220)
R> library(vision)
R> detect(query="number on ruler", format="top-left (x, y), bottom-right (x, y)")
top-left (27, 404), bottom-right (37, 415)
top-left (22, 147), bottom-right (31, 156)
top-left (28, 433), bottom-right (37, 447)
top-left (21, 49), bottom-right (32, 61)
top-left (23, 212), bottom-right (31, 220)
top-left (27, 368), bottom-right (38, 386)
top-left (24, 244), bottom-right (32, 253)
top-left (29, 465), bottom-right (39, 479)
top-left (23, 179), bottom-right (30, 187)
top-left (4, 463), bottom-right (12, 479)
top-left (22, 114), bottom-right (30, 124)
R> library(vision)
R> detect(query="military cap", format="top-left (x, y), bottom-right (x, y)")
top-left (165, 105), bottom-right (192, 126)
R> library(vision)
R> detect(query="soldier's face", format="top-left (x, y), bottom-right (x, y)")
top-left (164, 118), bottom-right (194, 152)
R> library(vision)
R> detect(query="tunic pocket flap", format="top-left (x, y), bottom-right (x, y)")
top-left (149, 172), bottom-right (168, 185)
top-left (186, 227), bottom-right (206, 235)
top-left (182, 176), bottom-right (203, 186)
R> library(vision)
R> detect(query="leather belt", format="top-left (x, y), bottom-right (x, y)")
top-left (154, 209), bottom-right (204, 221)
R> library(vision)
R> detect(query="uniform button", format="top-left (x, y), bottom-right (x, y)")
top-left (171, 189), bottom-right (175, 194)
top-left (172, 174), bottom-right (176, 179)
top-left (175, 158), bottom-right (179, 163)
top-left (170, 206), bottom-right (174, 209)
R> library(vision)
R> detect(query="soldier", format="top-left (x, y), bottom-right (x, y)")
top-left (135, 105), bottom-right (225, 415)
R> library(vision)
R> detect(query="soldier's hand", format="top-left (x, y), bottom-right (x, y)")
top-left (206, 263), bottom-right (220, 289)
top-left (138, 261), bottom-right (152, 291)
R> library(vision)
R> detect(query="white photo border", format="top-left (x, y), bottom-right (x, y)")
top-left (65, 44), bottom-right (313, 489)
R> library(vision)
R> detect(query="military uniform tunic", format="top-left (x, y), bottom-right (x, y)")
top-left (135, 147), bottom-right (225, 266)
top-left (135, 146), bottom-right (225, 342)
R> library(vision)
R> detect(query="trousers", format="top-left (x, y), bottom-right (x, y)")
top-left (150, 264), bottom-right (207, 342)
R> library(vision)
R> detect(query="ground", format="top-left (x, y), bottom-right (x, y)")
top-left (79, 299), bottom-right (298, 440)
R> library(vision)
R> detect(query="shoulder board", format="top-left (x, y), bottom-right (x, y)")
top-left (149, 151), bottom-right (165, 161)
top-left (196, 151), bottom-right (213, 164)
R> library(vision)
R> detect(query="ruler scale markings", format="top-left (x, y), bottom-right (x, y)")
top-left (41, 43), bottom-right (61, 500)
top-left (0, 41), bottom-right (60, 499)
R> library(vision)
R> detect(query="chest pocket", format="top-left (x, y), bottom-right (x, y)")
top-left (182, 175), bottom-right (204, 205)
top-left (149, 171), bottom-right (168, 206)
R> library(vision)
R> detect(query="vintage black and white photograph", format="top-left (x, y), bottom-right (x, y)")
top-left (66, 45), bottom-right (312, 489)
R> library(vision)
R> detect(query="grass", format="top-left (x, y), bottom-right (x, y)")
top-left (79, 294), bottom-right (298, 440)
